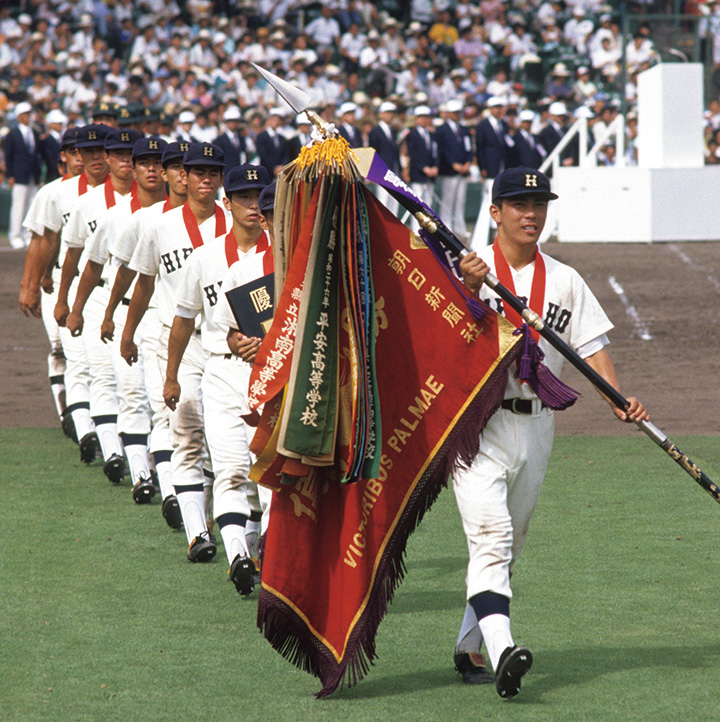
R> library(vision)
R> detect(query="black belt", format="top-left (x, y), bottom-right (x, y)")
top-left (121, 298), bottom-right (130, 306)
top-left (501, 398), bottom-right (545, 415)
top-left (195, 329), bottom-right (201, 336)
top-left (98, 279), bottom-right (106, 287)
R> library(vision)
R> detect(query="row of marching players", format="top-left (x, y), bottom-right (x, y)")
top-left (19, 122), bottom-right (281, 597)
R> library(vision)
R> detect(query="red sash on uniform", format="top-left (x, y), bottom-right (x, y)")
top-left (162, 196), bottom-right (172, 213)
top-left (492, 239), bottom-right (545, 342)
top-left (224, 229), bottom-right (274, 273)
top-left (78, 173), bottom-right (89, 196)
top-left (182, 201), bottom-right (227, 249)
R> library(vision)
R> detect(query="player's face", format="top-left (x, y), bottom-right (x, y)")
top-left (185, 165), bottom-right (223, 202)
top-left (162, 162), bottom-right (187, 197)
top-left (62, 147), bottom-right (84, 177)
top-left (133, 155), bottom-right (164, 191)
top-left (79, 145), bottom-right (108, 179)
top-left (106, 149), bottom-right (134, 181)
top-left (260, 210), bottom-right (274, 240)
top-left (223, 189), bottom-right (262, 230)
top-left (491, 195), bottom-right (548, 247)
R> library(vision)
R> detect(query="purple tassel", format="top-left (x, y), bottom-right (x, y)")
top-left (514, 325), bottom-right (580, 410)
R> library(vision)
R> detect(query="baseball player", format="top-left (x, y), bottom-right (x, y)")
top-left (18, 128), bottom-right (84, 439)
top-left (164, 164), bottom-right (272, 595)
top-left (66, 137), bottom-right (168, 504)
top-left (35, 124), bottom-right (112, 464)
top-left (59, 128), bottom-right (142, 484)
top-left (455, 167), bottom-right (649, 699)
top-left (122, 142), bottom-right (230, 562)
top-left (103, 141), bottom-right (189, 528)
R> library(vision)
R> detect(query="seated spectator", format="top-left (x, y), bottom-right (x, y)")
top-left (545, 63), bottom-right (574, 102)
top-left (305, 6), bottom-right (341, 62)
top-left (573, 66), bottom-right (598, 103)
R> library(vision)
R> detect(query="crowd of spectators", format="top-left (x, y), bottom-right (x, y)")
top-left (2, 0), bottom-right (720, 182)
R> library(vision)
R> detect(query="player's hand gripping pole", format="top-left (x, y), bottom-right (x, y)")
top-left (253, 61), bottom-right (720, 506)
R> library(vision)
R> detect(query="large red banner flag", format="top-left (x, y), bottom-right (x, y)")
top-left (256, 189), bottom-right (522, 697)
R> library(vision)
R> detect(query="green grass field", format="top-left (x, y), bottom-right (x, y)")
top-left (2, 429), bottom-right (719, 721)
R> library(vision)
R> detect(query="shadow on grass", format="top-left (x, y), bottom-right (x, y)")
top-left (325, 643), bottom-right (720, 702)
top-left (389, 589), bottom-right (461, 614)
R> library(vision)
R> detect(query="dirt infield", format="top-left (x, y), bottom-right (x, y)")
top-left (2, 240), bottom-right (718, 436)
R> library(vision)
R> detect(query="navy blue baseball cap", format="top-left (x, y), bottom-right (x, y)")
top-left (133, 136), bottom-right (167, 159)
top-left (104, 128), bottom-right (143, 151)
top-left (162, 141), bottom-right (189, 166)
top-left (491, 166), bottom-right (558, 203)
top-left (183, 142), bottom-right (225, 168)
top-left (60, 127), bottom-right (79, 149)
top-left (75, 124), bottom-right (111, 148)
top-left (223, 164), bottom-right (270, 194)
top-left (91, 101), bottom-right (118, 120)
top-left (258, 180), bottom-right (276, 212)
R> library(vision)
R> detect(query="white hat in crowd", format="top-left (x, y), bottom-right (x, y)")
top-left (46, 109), bottom-right (67, 124)
top-left (15, 101), bottom-right (32, 117)
top-left (487, 96), bottom-right (507, 108)
top-left (178, 110), bottom-right (195, 124)
top-left (414, 105), bottom-right (432, 116)
top-left (445, 98), bottom-right (464, 113)
top-left (339, 101), bottom-right (358, 116)
top-left (549, 101), bottom-right (568, 116)
top-left (223, 105), bottom-right (242, 121)
top-left (519, 109), bottom-right (535, 122)
top-left (378, 101), bottom-right (397, 114)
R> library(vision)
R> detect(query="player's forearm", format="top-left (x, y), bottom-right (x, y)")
top-left (71, 260), bottom-right (103, 314)
top-left (20, 234), bottom-right (42, 291)
top-left (584, 348), bottom-right (621, 405)
top-left (166, 315), bottom-right (196, 382)
top-left (57, 246), bottom-right (82, 304)
top-left (105, 264), bottom-right (137, 320)
top-left (123, 274), bottom-right (154, 340)
top-left (28, 230), bottom-right (58, 290)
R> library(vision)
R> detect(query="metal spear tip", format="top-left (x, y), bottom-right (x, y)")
top-left (251, 63), bottom-right (312, 115)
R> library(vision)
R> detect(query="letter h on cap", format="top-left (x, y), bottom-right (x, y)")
top-left (203, 146), bottom-right (214, 157)
top-left (525, 174), bottom-right (538, 188)
top-left (247, 169), bottom-right (258, 180)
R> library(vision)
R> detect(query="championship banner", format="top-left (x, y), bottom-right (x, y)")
top-left (257, 187), bottom-right (522, 697)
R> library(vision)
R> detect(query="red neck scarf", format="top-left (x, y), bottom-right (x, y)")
top-left (105, 177), bottom-right (137, 209)
top-left (182, 201), bottom-right (227, 249)
top-left (492, 239), bottom-right (545, 342)
top-left (78, 173), bottom-right (89, 196)
top-left (162, 196), bottom-right (172, 213)
top-left (224, 229), bottom-right (274, 274)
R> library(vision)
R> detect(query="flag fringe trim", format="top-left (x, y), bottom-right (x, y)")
top-left (256, 343), bottom-right (521, 698)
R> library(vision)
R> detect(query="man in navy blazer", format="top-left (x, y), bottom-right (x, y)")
top-left (511, 110), bottom-right (546, 169)
top-left (337, 102), bottom-right (364, 148)
top-left (40, 109), bottom-right (67, 183)
top-left (404, 105), bottom-right (439, 208)
top-left (436, 99), bottom-right (473, 239)
top-left (255, 107), bottom-right (290, 178)
top-left (475, 96), bottom-right (514, 179)
top-left (5, 101), bottom-right (44, 248)
top-left (368, 101), bottom-right (401, 214)
top-left (213, 105), bottom-right (247, 171)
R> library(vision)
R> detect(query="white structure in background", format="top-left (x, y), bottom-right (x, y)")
top-left (471, 63), bottom-right (720, 246)
top-left (553, 63), bottom-right (720, 242)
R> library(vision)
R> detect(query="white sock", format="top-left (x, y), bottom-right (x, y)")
top-left (124, 443), bottom-right (151, 486)
top-left (50, 379), bottom-right (66, 419)
top-left (155, 459), bottom-right (174, 499)
top-left (95, 422), bottom-right (124, 461)
top-left (456, 602), bottom-right (484, 655)
top-left (219, 524), bottom-right (249, 566)
top-left (245, 519), bottom-right (262, 559)
top-left (478, 614), bottom-right (513, 671)
top-left (72, 408), bottom-right (94, 440)
top-left (176, 490), bottom-right (207, 544)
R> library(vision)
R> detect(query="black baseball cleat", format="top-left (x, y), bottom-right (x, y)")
top-left (61, 413), bottom-right (78, 443)
top-left (161, 494), bottom-right (183, 529)
top-left (187, 531), bottom-right (217, 563)
top-left (495, 646), bottom-right (533, 699)
top-left (79, 432), bottom-right (99, 464)
top-left (229, 555), bottom-right (257, 597)
top-left (132, 475), bottom-right (156, 504)
top-left (103, 453), bottom-right (125, 484)
top-left (454, 652), bottom-right (494, 685)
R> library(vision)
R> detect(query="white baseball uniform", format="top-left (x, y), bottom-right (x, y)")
top-left (175, 229), bottom-right (273, 565)
top-left (38, 173), bottom-right (95, 443)
top-left (454, 244), bottom-right (613, 655)
top-left (129, 202), bottom-right (230, 543)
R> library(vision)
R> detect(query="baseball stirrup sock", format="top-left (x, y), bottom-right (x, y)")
top-left (92, 415), bottom-right (124, 460)
top-left (175, 487), bottom-right (207, 544)
top-left (245, 515), bottom-right (262, 560)
top-left (456, 602), bottom-right (484, 655)
top-left (120, 433), bottom-right (151, 486)
top-left (49, 375), bottom-right (66, 418)
top-left (67, 402), bottom-right (94, 439)
top-left (217, 513), bottom-right (249, 565)
top-left (153, 450), bottom-right (174, 499)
